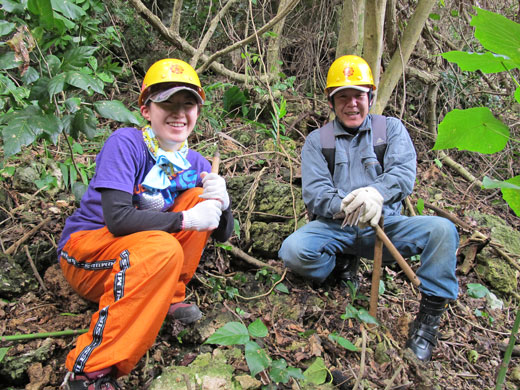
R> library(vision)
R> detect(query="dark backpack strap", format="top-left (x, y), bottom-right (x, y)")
top-left (319, 121), bottom-right (336, 176)
top-left (371, 114), bottom-right (387, 170)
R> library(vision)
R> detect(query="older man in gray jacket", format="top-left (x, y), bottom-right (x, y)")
top-left (278, 55), bottom-right (459, 362)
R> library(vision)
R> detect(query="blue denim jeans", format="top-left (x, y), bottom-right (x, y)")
top-left (278, 215), bottom-right (459, 300)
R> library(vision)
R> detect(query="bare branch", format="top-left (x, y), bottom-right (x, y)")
top-left (190, 0), bottom-right (240, 67)
top-left (196, 0), bottom-right (301, 74)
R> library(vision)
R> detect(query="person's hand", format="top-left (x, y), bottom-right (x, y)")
top-left (182, 200), bottom-right (222, 231)
top-left (341, 187), bottom-right (383, 227)
top-left (199, 172), bottom-right (230, 210)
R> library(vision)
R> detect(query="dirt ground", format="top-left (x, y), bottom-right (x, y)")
top-left (1, 237), bottom-right (519, 389)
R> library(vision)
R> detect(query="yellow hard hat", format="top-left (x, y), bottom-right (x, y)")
top-left (138, 58), bottom-right (205, 106)
top-left (325, 55), bottom-right (376, 96)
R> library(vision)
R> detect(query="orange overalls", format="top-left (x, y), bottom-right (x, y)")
top-left (60, 188), bottom-right (211, 377)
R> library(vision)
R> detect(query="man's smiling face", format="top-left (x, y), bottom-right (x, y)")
top-left (329, 87), bottom-right (370, 129)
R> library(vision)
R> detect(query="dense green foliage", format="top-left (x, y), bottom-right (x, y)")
top-left (0, 0), bottom-right (139, 155)
top-left (436, 8), bottom-right (520, 216)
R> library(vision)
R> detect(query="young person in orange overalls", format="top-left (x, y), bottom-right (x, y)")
top-left (58, 59), bottom-right (233, 389)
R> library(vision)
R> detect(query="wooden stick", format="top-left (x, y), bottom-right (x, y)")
top-left (373, 224), bottom-right (421, 287)
top-left (5, 217), bottom-right (51, 256)
top-left (211, 147), bottom-right (220, 174)
top-left (369, 219), bottom-right (384, 320)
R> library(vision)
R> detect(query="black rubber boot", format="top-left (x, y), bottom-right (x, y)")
top-left (406, 294), bottom-right (450, 362)
top-left (336, 254), bottom-right (360, 290)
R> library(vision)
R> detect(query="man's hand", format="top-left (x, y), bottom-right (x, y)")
top-left (182, 200), bottom-right (222, 231)
top-left (200, 172), bottom-right (230, 210)
top-left (341, 187), bottom-right (384, 227)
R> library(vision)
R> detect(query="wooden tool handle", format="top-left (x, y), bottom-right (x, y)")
top-left (211, 149), bottom-right (220, 174)
top-left (374, 224), bottom-right (421, 287)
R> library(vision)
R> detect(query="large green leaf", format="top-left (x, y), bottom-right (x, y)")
top-left (501, 175), bottom-right (520, 217)
top-left (27, 0), bottom-right (54, 29)
top-left (65, 71), bottom-right (104, 94)
top-left (0, 52), bottom-right (21, 70)
top-left (471, 8), bottom-right (520, 65)
top-left (93, 100), bottom-right (140, 125)
top-left (63, 46), bottom-right (98, 69)
top-left (50, 0), bottom-right (86, 19)
top-left (204, 321), bottom-right (249, 346)
top-left (434, 107), bottom-right (509, 154)
top-left (0, 20), bottom-right (15, 36)
top-left (244, 341), bottom-right (270, 377)
top-left (303, 357), bottom-right (328, 385)
top-left (2, 106), bottom-right (60, 157)
top-left (71, 107), bottom-right (97, 139)
top-left (442, 51), bottom-right (517, 73)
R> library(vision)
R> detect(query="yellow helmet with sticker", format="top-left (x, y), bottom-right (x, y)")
top-left (138, 58), bottom-right (205, 106)
top-left (325, 55), bottom-right (376, 96)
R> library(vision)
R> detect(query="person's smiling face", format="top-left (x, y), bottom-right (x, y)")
top-left (140, 90), bottom-right (200, 151)
top-left (329, 87), bottom-right (370, 129)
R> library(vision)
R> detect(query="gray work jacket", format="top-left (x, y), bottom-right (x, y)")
top-left (301, 115), bottom-right (417, 219)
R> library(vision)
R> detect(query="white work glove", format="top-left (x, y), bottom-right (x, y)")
top-left (182, 200), bottom-right (222, 231)
top-left (341, 186), bottom-right (384, 228)
top-left (199, 172), bottom-right (230, 210)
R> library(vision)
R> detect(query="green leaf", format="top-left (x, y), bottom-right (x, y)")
top-left (467, 283), bottom-right (490, 299)
top-left (471, 8), bottom-right (520, 65)
top-left (65, 97), bottom-right (81, 113)
top-left (270, 359), bottom-right (290, 384)
top-left (328, 333), bottom-right (358, 351)
top-left (416, 198), bottom-right (425, 215)
top-left (0, 52), bottom-right (21, 70)
top-left (48, 72), bottom-right (67, 96)
top-left (71, 107), bottom-right (97, 139)
top-left (63, 46), bottom-right (98, 68)
top-left (0, 347), bottom-right (10, 363)
top-left (275, 282), bottom-right (289, 294)
top-left (1, 0), bottom-right (25, 13)
top-left (223, 86), bottom-right (247, 114)
top-left (501, 175), bottom-right (520, 217)
top-left (434, 108), bottom-right (509, 154)
top-left (441, 51), bottom-right (517, 73)
top-left (303, 357), bottom-right (328, 385)
top-left (204, 321), bottom-right (249, 345)
top-left (21, 67), bottom-right (40, 84)
top-left (28, 0), bottom-right (55, 29)
top-left (93, 100), bottom-right (140, 125)
top-left (65, 71), bottom-right (104, 94)
top-left (356, 308), bottom-right (379, 325)
top-left (244, 340), bottom-right (270, 376)
top-left (340, 304), bottom-right (358, 320)
top-left (248, 318), bottom-right (268, 338)
top-left (51, 0), bottom-right (86, 19)
top-left (2, 106), bottom-right (60, 158)
top-left (0, 20), bottom-right (15, 36)
top-left (482, 176), bottom-right (520, 191)
top-left (287, 366), bottom-right (305, 380)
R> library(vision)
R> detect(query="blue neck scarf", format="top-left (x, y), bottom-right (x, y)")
top-left (141, 125), bottom-right (191, 190)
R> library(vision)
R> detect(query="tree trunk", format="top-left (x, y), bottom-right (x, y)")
top-left (266, 0), bottom-right (292, 77)
top-left (170, 0), bottom-right (182, 34)
top-left (363, 0), bottom-right (387, 90)
top-left (336, 0), bottom-right (365, 57)
top-left (373, 0), bottom-right (436, 114)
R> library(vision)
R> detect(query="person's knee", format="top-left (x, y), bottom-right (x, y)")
top-left (430, 217), bottom-right (458, 244)
top-left (134, 231), bottom-right (183, 272)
